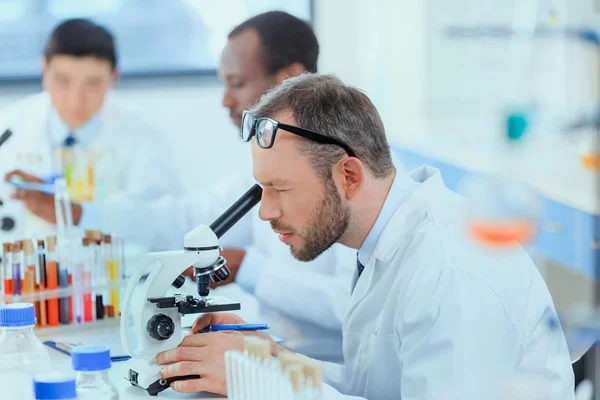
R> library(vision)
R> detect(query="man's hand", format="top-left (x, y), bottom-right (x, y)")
top-left (155, 330), bottom-right (244, 395)
top-left (156, 313), bottom-right (283, 395)
top-left (182, 248), bottom-right (246, 286)
top-left (4, 170), bottom-right (82, 225)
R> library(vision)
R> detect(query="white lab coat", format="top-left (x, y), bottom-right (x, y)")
top-left (321, 166), bottom-right (575, 400)
top-left (0, 92), bottom-right (179, 243)
top-left (85, 172), bottom-right (356, 331)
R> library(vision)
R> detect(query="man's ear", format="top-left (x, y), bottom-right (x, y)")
top-left (275, 62), bottom-right (307, 84)
top-left (336, 157), bottom-right (366, 201)
top-left (111, 67), bottom-right (121, 86)
top-left (41, 58), bottom-right (49, 89)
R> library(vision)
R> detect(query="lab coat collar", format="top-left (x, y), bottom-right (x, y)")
top-left (348, 166), bottom-right (453, 306)
top-left (357, 165), bottom-right (418, 267)
top-left (372, 166), bottom-right (450, 264)
top-left (47, 93), bottom-right (103, 148)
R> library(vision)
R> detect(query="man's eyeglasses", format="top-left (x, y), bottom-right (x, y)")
top-left (241, 110), bottom-right (357, 158)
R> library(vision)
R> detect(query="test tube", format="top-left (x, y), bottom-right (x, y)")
top-left (72, 240), bottom-right (83, 324)
top-left (82, 238), bottom-right (93, 322)
top-left (46, 236), bottom-right (60, 327)
top-left (89, 231), bottom-right (104, 320)
top-left (68, 242), bottom-right (74, 324)
top-left (63, 146), bottom-right (74, 192)
top-left (104, 234), bottom-right (119, 317)
top-left (0, 243), bottom-right (3, 295)
top-left (86, 150), bottom-right (95, 202)
top-left (22, 240), bottom-right (37, 322)
top-left (115, 235), bottom-right (126, 279)
top-left (57, 241), bottom-right (70, 325)
top-left (11, 242), bottom-right (21, 298)
top-left (3, 243), bottom-right (12, 302)
top-left (36, 240), bottom-right (48, 328)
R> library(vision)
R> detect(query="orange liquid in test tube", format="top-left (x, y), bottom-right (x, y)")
top-left (46, 237), bottom-right (59, 327)
top-left (3, 243), bottom-right (11, 304)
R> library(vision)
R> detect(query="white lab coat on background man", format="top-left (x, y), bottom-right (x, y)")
top-left (0, 92), bottom-right (179, 244)
top-left (320, 166), bottom-right (574, 400)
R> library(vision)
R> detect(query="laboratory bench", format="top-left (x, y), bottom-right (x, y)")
top-left (42, 282), bottom-right (343, 399)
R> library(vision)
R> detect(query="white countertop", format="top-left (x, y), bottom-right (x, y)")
top-left (41, 283), bottom-right (343, 399)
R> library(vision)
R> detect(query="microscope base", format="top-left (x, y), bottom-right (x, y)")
top-left (126, 358), bottom-right (200, 396)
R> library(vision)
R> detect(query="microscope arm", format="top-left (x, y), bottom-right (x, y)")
top-left (120, 184), bottom-right (263, 359)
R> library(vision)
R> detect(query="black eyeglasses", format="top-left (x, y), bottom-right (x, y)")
top-left (241, 110), bottom-right (357, 158)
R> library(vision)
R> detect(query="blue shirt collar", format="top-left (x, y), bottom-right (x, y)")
top-left (47, 106), bottom-right (102, 148)
top-left (357, 163), bottom-right (419, 266)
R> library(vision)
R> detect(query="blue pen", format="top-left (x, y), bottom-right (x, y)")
top-left (198, 323), bottom-right (269, 333)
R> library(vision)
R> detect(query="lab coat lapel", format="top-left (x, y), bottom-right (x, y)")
top-left (344, 168), bottom-right (454, 326)
top-left (347, 256), bottom-right (375, 311)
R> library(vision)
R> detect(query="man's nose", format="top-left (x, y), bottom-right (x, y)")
top-left (222, 88), bottom-right (236, 110)
top-left (258, 194), bottom-right (281, 222)
top-left (66, 87), bottom-right (85, 109)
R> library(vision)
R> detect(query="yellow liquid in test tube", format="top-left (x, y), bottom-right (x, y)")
top-left (87, 152), bottom-right (95, 202)
top-left (108, 260), bottom-right (119, 315)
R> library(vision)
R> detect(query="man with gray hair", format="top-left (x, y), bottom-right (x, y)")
top-left (155, 74), bottom-right (575, 399)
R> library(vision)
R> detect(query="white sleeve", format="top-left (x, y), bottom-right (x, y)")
top-left (251, 245), bottom-right (355, 331)
top-left (320, 384), bottom-right (365, 399)
top-left (80, 174), bottom-right (256, 251)
top-left (397, 269), bottom-right (574, 400)
top-left (307, 361), bottom-right (365, 399)
top-left (118, 133), bottom-right (180, 201)
top-left (322, 361), bottom-right (346, 393)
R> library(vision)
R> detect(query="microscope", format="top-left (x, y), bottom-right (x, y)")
top-left (120, 184), bottom-right (263, 396)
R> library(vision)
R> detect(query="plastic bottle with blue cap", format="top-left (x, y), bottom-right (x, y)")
top-left (33, 373), bottom-right (77, 399)
top-left (71, 345), bottom-right (118, 399)
top-left (0, 303), bottom-right (51, 399)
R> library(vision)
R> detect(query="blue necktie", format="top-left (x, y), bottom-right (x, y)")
top-left (357, 255), bottom-right (365, 279)
top-left (63, 133), bottom-right (76, 147)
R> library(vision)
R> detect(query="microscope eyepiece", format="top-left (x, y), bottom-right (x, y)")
top-left (209, 184), bottom-right (262, 239)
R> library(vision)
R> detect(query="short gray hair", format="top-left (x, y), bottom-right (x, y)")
top-left (250, 73), bottom-right (394, 180)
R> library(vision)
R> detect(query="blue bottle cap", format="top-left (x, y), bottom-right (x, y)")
top-left (72, 345), bottom-right (111, 371)
top-left (33, 373), bottom-right (76, 399)
top-left (0, 303), bottom-right (36, 327)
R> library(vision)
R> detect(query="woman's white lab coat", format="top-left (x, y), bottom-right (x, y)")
top-left (0, 92), bottom-right (179, 243)
top-left (321, 167), bottom-right (575, 400)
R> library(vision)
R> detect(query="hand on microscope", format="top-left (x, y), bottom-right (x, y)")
top-left (182, 248), bottom-right (246, 287)
top-left (4, 170), bottom-right (82, 225)
top-left (155, 312), bottom-right (285, 395)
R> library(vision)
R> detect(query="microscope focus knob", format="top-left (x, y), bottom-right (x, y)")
top-left (1, 217), bottom-right (15, 232)
top-left (147, 314), bottom-right (175, 341)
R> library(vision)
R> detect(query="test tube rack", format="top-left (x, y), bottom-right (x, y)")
top-left (1, 231), bottom-right (128, 333)
top-left (225, 337), bottom-right (322, 400)
top-left (0, 278), bottom-right (129, 333)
